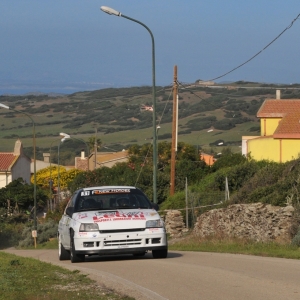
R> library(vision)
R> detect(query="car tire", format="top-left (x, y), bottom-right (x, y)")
top-left (58, 235), bottom-right (70, 261)
top-left (70, 232), bottom-right (85, 263)
top-left (152, 249), bottom-right (168, 259)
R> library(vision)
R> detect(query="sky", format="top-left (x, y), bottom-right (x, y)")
top-left (0, 0), bottom-right (299, 95)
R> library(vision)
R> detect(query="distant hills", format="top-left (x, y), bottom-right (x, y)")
top-left (0, 81), bottom-right (300, 162)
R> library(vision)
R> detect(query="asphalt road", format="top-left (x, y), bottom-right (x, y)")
top-left (3, 249), bottom-right (300, 300)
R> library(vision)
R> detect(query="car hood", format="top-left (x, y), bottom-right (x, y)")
top-left (73, 209), bottom-right (160, 229)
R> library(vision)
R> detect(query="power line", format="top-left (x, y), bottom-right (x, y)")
top-left (207, 13), bottom-right (300, 82)
top-left (102, 9), bottom-right (300, 182)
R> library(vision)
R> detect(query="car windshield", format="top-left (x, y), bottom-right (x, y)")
top-left (75, 188), bottom-right (152, 212)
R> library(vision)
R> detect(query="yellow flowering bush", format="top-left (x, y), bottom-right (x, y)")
top-left (31, 166), bottom-right (83, 189)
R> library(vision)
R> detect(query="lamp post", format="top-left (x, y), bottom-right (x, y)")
top-left (48, 138), bottom-right (61, 211)
top-left (57, 132), bottom-right (70, 202)
top-left (59, 133), bottom-right (89, 170)
top-left (57, 132), bottom-right (89, 201)
top-left (0, 103), bottom-right (37, 230)
top-left (100, 6), bottom-right (158, 203)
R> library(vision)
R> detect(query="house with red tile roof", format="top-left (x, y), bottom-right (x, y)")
top-left (242, 99), bottom-right (300, 162)
top-left (0, 139), bottom-right (31, 188)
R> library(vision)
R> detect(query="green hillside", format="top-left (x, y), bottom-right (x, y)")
top-left (1, 81), bottom-right (300, 163)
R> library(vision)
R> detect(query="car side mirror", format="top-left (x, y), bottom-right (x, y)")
top-left (151, 203), bottom-right (159, 211)
top-left (66, 207), bottom-right (74, 217)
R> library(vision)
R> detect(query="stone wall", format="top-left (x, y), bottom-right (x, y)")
top-left (193, 203), bottom-right (295, 242)
top-left (164, 210), bottom-right (187, 237)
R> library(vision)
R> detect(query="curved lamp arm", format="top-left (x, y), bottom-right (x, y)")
top-left (100, 6), bottom-right (157, 203)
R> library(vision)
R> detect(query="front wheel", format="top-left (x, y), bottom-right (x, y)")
top-left (70, 233), bottom-right (85, 263)
top-left (58, 234), bottom-right (70, 261)
top-left (152, 249), bottom-right (168, 259)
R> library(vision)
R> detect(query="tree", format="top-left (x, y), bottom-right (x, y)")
top-left (87, 136), bottom-right (102, 153)
top-left (0, 178), bottom-right (48, 214)
top-left (211, 148), bottom-right (247, 171)
top-left (69, 141), bottom-right (211, 203)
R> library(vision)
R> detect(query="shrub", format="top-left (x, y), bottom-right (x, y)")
top-left (291, 227), bottom-right (300, 246)
top-left (230, 162), bottom-right (288, 205)
top-left (0, 223), bottom-right (24, 249)
top-left (45, 198), bottom-right (69, 223)
top-left (160, 191), bottom-right (186, 211)
top-left (18, 220), bottom-right (58, 248)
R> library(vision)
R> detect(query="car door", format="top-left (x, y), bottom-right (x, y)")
top-left (60, 192), bottom-right (78, 248)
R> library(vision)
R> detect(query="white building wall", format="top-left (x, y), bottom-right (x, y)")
top-left (11, 156), bottom-right (31, 184)
top-left (0, 173), bottom-right (11, 188)
top-left (242, 136), bottom-right (259, 157)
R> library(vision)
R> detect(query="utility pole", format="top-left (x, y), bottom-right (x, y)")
top-left (170, 65), bottom-right (178, 195)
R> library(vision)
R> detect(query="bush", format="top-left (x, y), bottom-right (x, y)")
top-left (0, 223), bottom-right (24, 249)
top-left (292, 227), bottom-right (300, 246)
top-left (18, 220), bottom-right (58, 248)
top-left (160, 191), bottom-right (186, 211)
top-left (45, 198), bottom-right (69, 223)
top-left (230, 162), bottom-right (288, 205)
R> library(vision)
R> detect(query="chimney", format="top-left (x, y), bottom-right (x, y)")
top-left (43, 153), bottom-right (50, 163)
top-left (13, 139), bottom-right (23, 155)
top-left (276, 90), bottom-right (281, 100)
top-left (81, 150), bottom-right (85, 159)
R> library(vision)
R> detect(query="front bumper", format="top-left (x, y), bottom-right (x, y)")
top-left (73, 229), bottom-right (167, 255)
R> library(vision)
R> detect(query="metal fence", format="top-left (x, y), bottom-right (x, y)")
top-left (160, 190), bottom-right (226, 229)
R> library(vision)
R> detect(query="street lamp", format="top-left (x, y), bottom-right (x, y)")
top-left (60, 133), bottom-right (89, 169)
top-left (100, 6), bottom-right (158, 203)
top-left (57, 132), bottom-right (89, 201)
top-left (48, 138), bottom-right (61, 211)
top-left (156, 125), bottom-right (161, 134)
top-left (57, 133), bottom-right (70, 202)
top-left (0, 103), bottom-right (37, 230)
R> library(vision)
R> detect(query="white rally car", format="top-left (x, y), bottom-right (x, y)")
top-left (58, 186), bottom-right (168, 263)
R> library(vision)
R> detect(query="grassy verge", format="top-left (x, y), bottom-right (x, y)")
top-left (0, 251), bottom-right (134, 300)
top-left (169, 235), bottom-right (300, 259)
top-left (16, 237), bottom-right (59, 250)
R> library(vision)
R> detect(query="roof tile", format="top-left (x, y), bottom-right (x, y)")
top-left (0, 153), bottom-right (17, 171)
top-left (257, 99), bottom-right (300, 118)
top-left (257, 99), bottom-right (300, 139)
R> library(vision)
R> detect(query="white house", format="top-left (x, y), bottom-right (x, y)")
top-left (0, 139), bottom-right (31, 188)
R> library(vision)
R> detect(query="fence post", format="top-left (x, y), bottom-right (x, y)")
top-left (185, 177), bottom-right (188, 229)
top-left (225, 176), bottom-right (230, 201)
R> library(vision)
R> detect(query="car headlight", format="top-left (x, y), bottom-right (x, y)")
top-left (79, 223), bottom-right (99, 232)
top-left (146, 219), bottom-right (164, 228)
